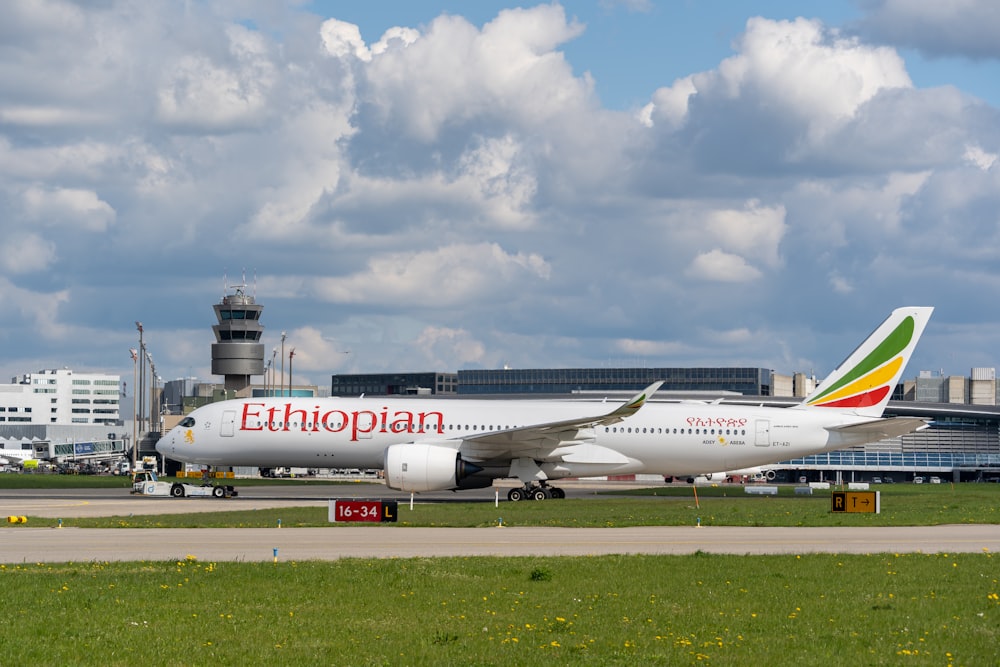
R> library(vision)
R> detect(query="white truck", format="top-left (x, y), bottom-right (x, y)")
top-left (130, 470), bottom-right (238, 498)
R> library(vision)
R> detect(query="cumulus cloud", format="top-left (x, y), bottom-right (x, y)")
top-left (356, 5), bottom-right (589, 141)
top-left (313, 243), bottom-right (550, 307)
top-left (856, 0), bottom-right (1000, 59)
top-left (320, 19), bottom-right (373, 61)
top-left (275, 326), bottom-right (353, 386)
top-left (0, 234), bottom-right (56, 273)
top-left (704, 200), bottom-right (786, 269)
top-left (964, 145), bottom-right (998, 170)
top-left (641, 17), bottom-right (912, 147)
top-left (415, 326), bottom-right (487, 368)
top-left (686, 249), bottom-right (763, 283)
top-left (613, 338), bottom-right (688, 358)
top-left (22, 186), bottom-right (116, 232)
top-left (0, 278), bottom-right (71, 340)
top-left (156, 25), bottom-right (277, 130)
top-left (0, 3), bottom-right (997, 384)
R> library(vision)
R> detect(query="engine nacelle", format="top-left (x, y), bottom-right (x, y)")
top-left (384, 443), bottom-right (484, 492)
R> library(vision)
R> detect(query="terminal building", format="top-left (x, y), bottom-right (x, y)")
top-left (0, 368), bottom-right (126, 467)
top-left (1, 368), bottom-right (121, 425)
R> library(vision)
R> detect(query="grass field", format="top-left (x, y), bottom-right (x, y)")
top-left (3, 480), bottom-right (999, 665)
top-left (12, 482), bottom-right (1000, 529)
top-left (1, 553), bottom-right (997, 665)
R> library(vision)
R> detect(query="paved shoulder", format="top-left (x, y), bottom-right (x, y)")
top-left (2, 525), bottom-right (997, 563)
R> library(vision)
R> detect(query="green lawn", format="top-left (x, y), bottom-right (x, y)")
top-left (15, 482), bottom-right (1000, 529)
top-left (4, 481), bottom-right (999, 664)
top-left (1, 553), bottom-right (996, 665)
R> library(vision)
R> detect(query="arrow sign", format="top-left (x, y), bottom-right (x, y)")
top-left (831, 491), bottom-right (880, 514)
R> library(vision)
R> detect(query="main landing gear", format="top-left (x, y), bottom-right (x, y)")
top-left (507, 483), bottom-right (566, 501)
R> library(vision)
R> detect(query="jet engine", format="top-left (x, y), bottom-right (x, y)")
top-left (384, 443), bottom-right (486, 492)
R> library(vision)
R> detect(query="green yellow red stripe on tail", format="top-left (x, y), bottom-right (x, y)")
top-left (797, 307), bottom-right (933, 417)
top-left (807, 315), bottom-right (914, 408)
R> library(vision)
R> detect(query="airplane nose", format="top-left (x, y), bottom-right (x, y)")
top-left (155, 432), bottom-right (169, 457)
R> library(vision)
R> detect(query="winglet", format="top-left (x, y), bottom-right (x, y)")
top-left (603, 381), bottom-right (663, 424)
top-left (797, 307), bottom-right (933, 417)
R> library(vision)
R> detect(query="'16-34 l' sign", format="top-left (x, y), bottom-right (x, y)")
top-left (328, 500), bottom-right (398, 523)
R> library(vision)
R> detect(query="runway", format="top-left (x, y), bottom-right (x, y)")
top-left (2, 484), bottom-right (998, 562)
top-left (2, 525), bottom-right (998, 563)
top-left (0, 479), bottom-right (637, 518)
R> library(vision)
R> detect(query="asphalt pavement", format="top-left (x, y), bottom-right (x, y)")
top-left (2, 482), bottom-right (998, 562)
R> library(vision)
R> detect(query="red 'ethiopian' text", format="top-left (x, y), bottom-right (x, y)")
top-left (240, 403), bottom-right (444, 442)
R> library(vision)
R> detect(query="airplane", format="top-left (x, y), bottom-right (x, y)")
top-left (0, 448), bottom-right (38, 468)
top-left (156, 307), bottom-right (933, 501)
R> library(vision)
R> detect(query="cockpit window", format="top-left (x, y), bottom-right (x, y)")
top-left (179, 417), bottom-right (196, 428)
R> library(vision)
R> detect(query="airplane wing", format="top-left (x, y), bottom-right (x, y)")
top-left (459, 381), bottom-right (662, 463)
top-left (827, 417), bottom-right (929, 440)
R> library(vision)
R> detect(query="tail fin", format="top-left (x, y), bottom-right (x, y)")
top-left (795, 307), bottom-right (933, 417)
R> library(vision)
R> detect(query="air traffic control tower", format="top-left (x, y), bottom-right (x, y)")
top-left (211, 283), bottom-right (264, 395)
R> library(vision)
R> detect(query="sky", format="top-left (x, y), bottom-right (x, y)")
top-left (2, 0), bottom-right (1000, 393)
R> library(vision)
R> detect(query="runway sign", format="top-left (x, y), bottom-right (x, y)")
top-left (831, 491), bottom-right (880, 514)
top-left (328, 500), bottom-right (398, 523)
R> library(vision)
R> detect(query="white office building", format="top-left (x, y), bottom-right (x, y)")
top-left (1, 369), bottom-right (121, 426)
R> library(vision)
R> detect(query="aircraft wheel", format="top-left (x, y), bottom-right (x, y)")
top-left (550, 487), bottom-right (566, 499)
top-left (508, 488), bottom-right (526, 502)
top-left (531, 487), bottom-right (550, 501)
top-left (170, 484), bottom-right (185, 498)
top-left (212, 486), bottom-right (225, 498)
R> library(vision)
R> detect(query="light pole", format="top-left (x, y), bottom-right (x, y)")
top-left (146, 352), bottom-right (156, 435)
top-left (135, 321), bottom-right (145, 442)
top-left (288, 348), bottom-right (295, 397)
top-left (129, 348), bottom-right (138, 471)
top-left (270, 348), bottom-right (278, 397)
top-left (280, 332), bottom-right (286, 397)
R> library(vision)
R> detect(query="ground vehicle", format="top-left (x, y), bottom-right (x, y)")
top-left (872, 476), bottom-right (882, 484)
top-left (130, 470), bottom-right (238, 498)
top-left (929, 476), bottom-right (942, 484)
top-left (913, 476), bottom-right (925, 484)
top-left (261, 466), bottom-right (313, 478)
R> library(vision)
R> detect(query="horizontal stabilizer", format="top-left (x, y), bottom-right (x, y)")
top-left (827, 417), bottom-right (929, 440)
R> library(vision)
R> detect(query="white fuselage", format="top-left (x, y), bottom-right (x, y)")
top-left (157, 396), bottom-right (871, 479)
